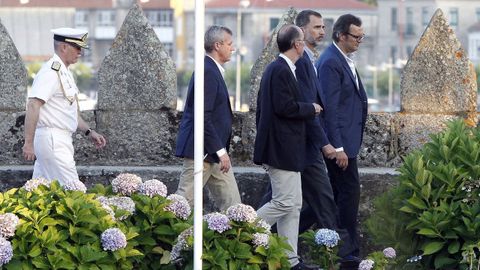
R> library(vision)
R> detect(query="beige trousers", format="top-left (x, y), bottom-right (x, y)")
top-left (176, 158), bottom-right (241, 211)
top-left (257, 165), bottom-right (302, 267)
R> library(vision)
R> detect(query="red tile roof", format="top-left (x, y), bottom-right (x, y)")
top-left (0, 0), bottom-right (170, 9)
top-left (205, 0), bottom-right (375, 10)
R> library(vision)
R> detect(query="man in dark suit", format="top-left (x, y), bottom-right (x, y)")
top-left (254, 24), bottom-right (322, 270)
top-left (316, 14), bottom-right (368, 266)
top-left (294, 10), bottom-right (338, 233)
top-left (175, 25), bottom-right (241, 211)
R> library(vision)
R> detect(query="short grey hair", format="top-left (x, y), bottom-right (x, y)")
top-left (204, 25), bottom-right (232, 53)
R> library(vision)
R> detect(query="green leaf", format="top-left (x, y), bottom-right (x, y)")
top-left (417, 228), bottom-right (438, 237)
top-left (422, 241), bottom-right (445, 255)
top-left (28, 244), bottom-right (42, 257)
top-left (447, 241), bottom-right (460, 254)
top-left (434, 256), bottom-right (457, 269)
top-left (407, 195), bottom-right (427, 210)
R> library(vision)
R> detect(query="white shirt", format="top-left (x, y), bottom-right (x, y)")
top-left (29, 54), bottom-right (79, 133)
top-left (206, 54), bottom-right (225, 78)
top-left (304, 46), bottom-right (317, 75)
top-left (279, 53), bottom-right (297, 79)
top-left (333, 42), bottom-right (359, 89)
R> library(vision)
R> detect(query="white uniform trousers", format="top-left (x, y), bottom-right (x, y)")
top-left (33, 127), bottom-right (79, 186)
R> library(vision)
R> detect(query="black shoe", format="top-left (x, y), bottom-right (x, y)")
top-left (339, 255), bottom-right (360, 269)
top-left (291, 261), bottom-right (320, 270)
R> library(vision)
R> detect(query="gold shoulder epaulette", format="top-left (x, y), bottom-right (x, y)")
top-left (51, 61), bottom-right (61, 71)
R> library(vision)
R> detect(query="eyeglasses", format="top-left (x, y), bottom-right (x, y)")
top-left (346, 32), bottom-right (365, 42)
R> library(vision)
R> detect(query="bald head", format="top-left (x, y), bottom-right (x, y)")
top-left (277, 24), bottom-right (303, 53)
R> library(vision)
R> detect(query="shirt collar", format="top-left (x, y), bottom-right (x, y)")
top-left (304, 46), bottom-right (316, 62)
top-left (333, 42), bottom-right (356, 65)
top-left (206, 54), bottom-right (225, 76)
top-left (279, 53), bottom-right (296, 75)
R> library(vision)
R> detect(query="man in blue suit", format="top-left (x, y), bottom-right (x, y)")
top-left (316, 14), bottom-right (368, 266)
top-left (254, 24), bottom-right (322, 270)
top-left (175, 25), bottom-right (241, 211)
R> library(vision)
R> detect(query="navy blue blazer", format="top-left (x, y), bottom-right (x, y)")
top-left (175, 56), bottom-right (233, 163)
top-left (295, 51), bottom-right (329, 165)
top-left (254, 57), bottom-right (316, 172)
top-left (315, 44), bottom-right (368, 158)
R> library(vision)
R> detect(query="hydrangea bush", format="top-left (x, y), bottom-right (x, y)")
top-left (0, 180), bottom-right (141, 269)
top-left (366, 120), bottom-right (480, 269)
top-left (171, 203), bottom-right (291, 269)
top-left (90, 177), bottom-right (192, 270)
top-left (300, 228), bottom-right (340, 269)
top-left (359, 247), bottom-right (397, 270)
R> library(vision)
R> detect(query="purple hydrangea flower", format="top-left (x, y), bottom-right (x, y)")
top-left (164, 194), bottom-right (191, 220)
top-left (252, 233), bottom-right (269, 248)
top-left (0, 213), bottom-right (19, 239)
top-left (101, 228), bottom-right (127, 251)
top-left (383, 247), bottom-right (396, 259)
top-left (139, 179), bottom-right (168, 198)
top-left (0, 238), bottom-right (13, 266)
top-left (226, 203), bottom-right (257, 223)
top-left (63, 180), bottom-right (87, 193)
top-left (314, 228), bottom-right (340, 248)
top-left (204, 213), bottom-right (231, 233)
top-left (97, 196), bottom-right (136, 220)
top-left (111, 173), bottom-right (143, 196)
top-left (359, 259), bottom-right (374, 270)
top-left (23, 177), bottom-right (51, 192)
top-left (171, 227), bottom-right (193, 261)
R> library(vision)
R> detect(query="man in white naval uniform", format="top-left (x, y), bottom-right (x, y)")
top-left (22, 28), bottom-right (106, 186)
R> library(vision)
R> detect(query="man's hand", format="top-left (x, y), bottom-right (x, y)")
top-left (335, 151), bottom-right (348, 170)
top-left (322, 144), bottom-right (336, 159)
top-left (89, 130), bottom-right (107, 149)
top-left (312, 103), bottom-right (323, 115)
top-left (22, 143), bottom-right (35, 161)
top-left (218, 152), bottom-right (231, 173)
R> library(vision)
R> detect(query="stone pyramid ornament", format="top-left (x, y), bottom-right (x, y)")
top-left (97, 4), bottom-right (176, 111)
top-left (401, 8), bottom-right (476, 119)
top-left (0, 20), bottom-right (27, 110)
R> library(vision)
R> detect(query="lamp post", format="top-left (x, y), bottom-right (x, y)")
top-left (235, 0), bottom-right (250, 111)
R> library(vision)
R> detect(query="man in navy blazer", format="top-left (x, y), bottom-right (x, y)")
top-left (175, 25), bottom-right (241, 211)
top-left (254, 24), bottom-right (322, 270)
top-left (316, 14), bottom-right (368, 265)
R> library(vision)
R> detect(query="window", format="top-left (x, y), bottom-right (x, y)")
top-left (450, 8), bottom-right (458, 27)
top-left (406, 7), bottom-right (414, 35)
top-left (75, 10), bottom-right (88, 27)
top-left (390, 46), bottom-right (397, 63)
top-left (163, 42), bottom-right (174, 57)
top-left (422, 7), bottom-right (429, 26)
top-left (145, 9), bottom-right (173, 27)
top-left (476, 8), bottom-right (480, 22)
top-left (213, 15), bottom-right (225, 26)
top-left (97, 10), bottom-right (115, 27)
top-left (406, 46), bottom-right (413, 57)
top-left (391, 7), bottom-right (397, 31)
top-left (269, 18), bottom-right (279, 31)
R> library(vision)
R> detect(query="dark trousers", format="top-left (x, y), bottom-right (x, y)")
top-left (324, 156), bottom-right (360, 257)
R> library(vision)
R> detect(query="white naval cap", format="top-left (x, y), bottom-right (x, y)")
top-left (51, 27), bottom-right (89, 49)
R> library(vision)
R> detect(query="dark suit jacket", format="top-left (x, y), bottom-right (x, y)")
top-left (254, 56), bottom-right (316, 172)
top-left (315, 44), bottom-right (368, 158)
top-left (175, 56), bottom-right (233, 163)
top-left (295, 51), bottom-right (329, 165)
